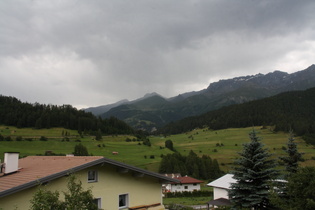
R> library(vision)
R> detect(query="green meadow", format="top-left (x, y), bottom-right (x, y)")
top-left (1, 125), bottom-right (315, 172)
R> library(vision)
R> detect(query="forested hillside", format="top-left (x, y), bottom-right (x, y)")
top-left (159, 87), bottom-right (315, 142)
top-left (0, 95), bottom-right (134, 135)
top-left (96, 65), bottom-right (315, 131)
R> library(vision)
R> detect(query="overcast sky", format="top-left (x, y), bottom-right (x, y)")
top-left (1, 0), bottom-right (315, 109)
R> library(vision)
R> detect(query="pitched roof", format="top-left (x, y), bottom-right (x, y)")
top-left (169, 176), bottom-right (203, 184)
top-left (207, 174), bottom-right (236, 189)
top-left (0, 156), bottom-right (179, 198)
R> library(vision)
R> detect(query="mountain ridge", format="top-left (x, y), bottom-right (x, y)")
top-left (87, 64), bottom-right (315, 131)
top-left (159, 86), bottom-right (315, 138)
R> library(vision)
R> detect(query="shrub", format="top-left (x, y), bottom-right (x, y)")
top-left (5, 136), bottom-right (12, 141)
top-left (164, 190), bottom-right (212, 198)
top-left (16, 136), bottom-right (23, 141)
top-left (40, 136), bottom-right (48, 141)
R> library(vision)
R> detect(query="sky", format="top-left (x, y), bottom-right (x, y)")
top-left (1, 0), bottom-right (315, 109)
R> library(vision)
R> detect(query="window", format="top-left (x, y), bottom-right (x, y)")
top-left (93, 198), bottom-right (101, 209)
top-left (184, 186), bottom-right (188, 189)
top-left (193, 183), bottom-right (197, 186)
top-left (88, 170), bottom-right (98, 182)
top-left (119, 194), bottom-right (128, 209)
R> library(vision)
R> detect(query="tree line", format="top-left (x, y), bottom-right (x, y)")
top-left (159, 150), bottom-right (223, 181)
top-left (159, 87), bottom-right (315, 144)
top-left (228, 129), bottom-right (312, 210)
top-left (0, 95), bottom-right (134, 135)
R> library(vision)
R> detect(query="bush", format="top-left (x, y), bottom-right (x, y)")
top-left (16, 136), bottom-right (23, 141)
top-left (164, 190), bottom-right (212, 198)
top-left (40, 136), bottom-right (47, 141)
top-left (5, 136), bottom-right (12, 141)
top-left (165, 139), bottom-right (174, 151)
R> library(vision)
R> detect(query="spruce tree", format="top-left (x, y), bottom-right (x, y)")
top-left (73, 143), bottom-right (89, 156)
top-left (279, 130), bottom-right (303, 177)
top-left (229, 130), bottom-right (277, 210)
top-left (270, 131), bottom-right (303, 209)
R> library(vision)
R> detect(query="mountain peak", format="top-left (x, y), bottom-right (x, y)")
top-left (143, 92), bottom-right (160, 98)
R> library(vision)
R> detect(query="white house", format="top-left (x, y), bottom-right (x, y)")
top-left (206, 174), bottom-right (236, 208)
top-left (164, 175), bottom-right (203, 193)
top-left (207, 174), bottom-right (236, 199)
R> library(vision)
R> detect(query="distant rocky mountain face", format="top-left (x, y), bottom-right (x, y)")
top-left (85, 64), bottom-right (315, 131)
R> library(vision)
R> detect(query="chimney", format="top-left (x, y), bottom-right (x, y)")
top-left (4, 152), bottom-right (19, 174)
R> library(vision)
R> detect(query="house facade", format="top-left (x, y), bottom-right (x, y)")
top-left (206, 174), bottom-right (235, 208)
top-left (207, 174), bottom-right (236, 199)
top-left (0, 153), bottom-right (179, 210)
top-left (164, 175), bottom-right (203, 193)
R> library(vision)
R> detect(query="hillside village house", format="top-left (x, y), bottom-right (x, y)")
top-left (0, 152), bottom-right (179, 210)
top-left (206, 174), bottom-right (235, 208)
top-left (163, 174), bottom-right (203, 193)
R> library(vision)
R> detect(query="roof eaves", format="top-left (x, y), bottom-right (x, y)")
top-left (100, 157), bottom-right (180, 183)
top-left (0, 157), bottom-right (179, 198)
top-left (0, 158), bottom-right (105, 198)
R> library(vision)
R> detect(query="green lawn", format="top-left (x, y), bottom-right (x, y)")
top-left (1, 125), bottom-right (315, 172)
top-left (150, 126), bottom-right (315, 171)
top-left (163, 196), bottom-right (212, 206)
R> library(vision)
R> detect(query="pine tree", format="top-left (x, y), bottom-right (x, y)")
top-left (165, 139), bottom-right (174, 151)
top-left (279, 130), bottom-right (303, 177)
top-left (270, 131), bottom-right (304, 209)
top-left (229, 130), bottom-right (277, 210)
top-left (73, 143), bottom-right (89, 156)
top-left (95, 129), bottom-right (102, 141)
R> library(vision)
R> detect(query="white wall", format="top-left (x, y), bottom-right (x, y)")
top-left (168, 183), bottom-right (200, 192)
top-left (213, 187), bottom-right (229, 200)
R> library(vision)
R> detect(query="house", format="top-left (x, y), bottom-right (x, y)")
top-left (0, 152), bottom-right (179, 210)
top-left (163, 174), bottom-right (203, 193)
top-left (206, 174), bottom-right (236, 209)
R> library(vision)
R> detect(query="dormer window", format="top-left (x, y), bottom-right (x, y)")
top-left (88, 170), bottom-right (98, 182)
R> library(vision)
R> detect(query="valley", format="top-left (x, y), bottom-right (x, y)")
top-left (1, 125), bottom-right (315, 173)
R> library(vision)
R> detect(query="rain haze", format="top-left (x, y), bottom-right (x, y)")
top-left (1, 0), bottom-right (315, 109)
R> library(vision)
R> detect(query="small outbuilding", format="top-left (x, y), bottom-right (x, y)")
top-left (206, 174), bottom-right (236, 209)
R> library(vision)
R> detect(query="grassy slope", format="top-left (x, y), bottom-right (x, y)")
top-left (1, 125), bottom-right (315, 173)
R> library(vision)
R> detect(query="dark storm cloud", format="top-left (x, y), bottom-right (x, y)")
top-left (0, 0), bottom-right (314, 108)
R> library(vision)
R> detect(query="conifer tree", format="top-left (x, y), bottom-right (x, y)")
top-left (229, 130), bottom-right (277, 210)
top-left (270, 131), bottom-right (304, 209)
top-left (279, 130), bottom-right (303, 177)
top-left (73, 143), bottom-right (89, 156)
